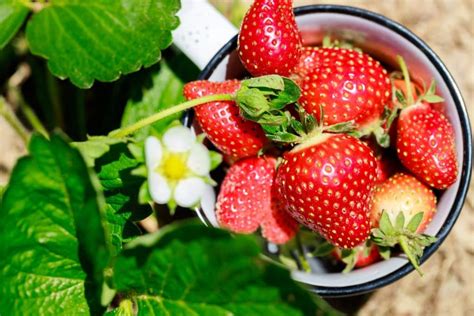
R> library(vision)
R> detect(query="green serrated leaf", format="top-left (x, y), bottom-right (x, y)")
top-left (94, 142), bottom-right (152, 255)
top-left (237, 87), bottom-right (271, 118)
top-left (406, 212), bottom-right (424, 233)
top-left (0, 133), bottom-right (111, 315)
top-left (242, 74), bottom-right (285, 90)
top-left (73, 135), bottom-right (123, 167)
top-left (0, 0), bottom-right (29, 49)
top-left (111, 220), bottom-right (340, 315)
top-left (269, 77), bottom-right (300, 109)
top-left (26, 0), bottom-right (181, 88)
top-left (395, 212), bottom-right (405, 230)
top-left (121, 61), bottom-right (184, 140)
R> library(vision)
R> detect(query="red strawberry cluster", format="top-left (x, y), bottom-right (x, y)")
top-left (183, 0), bottom-right (458, 272)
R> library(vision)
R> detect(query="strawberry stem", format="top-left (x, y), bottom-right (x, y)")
top-left (398, 235), bottom-right (423, 276)
top-left (108, 94), bottom-right (233, 138)
top-left (397, 55), bottom-right (415, 106)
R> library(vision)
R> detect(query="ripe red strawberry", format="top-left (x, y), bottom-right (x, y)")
top-left (261, 186), bottom-right (299, 244)
top-left (291, 47), bottom-right (323, 85)
top-left (238, 0), bottom-right (302, 76)
top-left (333, 242), bottom-right (381, 272)
top-left (370, 172), bottom-right (437, 274)
top-left (396, 102), bottom-right (458, 189)
top-left (183, 80), bottom-right (267, 160)
top-left (276, 134), bottom-right (377, 248)
top-left (299, 48), bottom-right (391, 129)
top-left (216, 156), bottom-right (276, 234)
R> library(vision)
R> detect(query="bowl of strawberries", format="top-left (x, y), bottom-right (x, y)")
top-left (182, 3), bottom-right (472, 296)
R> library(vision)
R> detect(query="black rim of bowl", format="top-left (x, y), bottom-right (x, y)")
top-left (185, 4), bottom-right (473, 297)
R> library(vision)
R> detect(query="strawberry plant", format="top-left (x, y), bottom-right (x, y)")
top-left (0, 0), bottom-right (464, 314)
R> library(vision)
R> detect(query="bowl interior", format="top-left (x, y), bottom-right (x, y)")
top-left (197, 8), bottom-right (466, 292)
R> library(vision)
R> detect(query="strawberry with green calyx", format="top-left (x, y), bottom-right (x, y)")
top-left (394, 56), bottom-right (458, 189)
top-left (109, 75), bottom-right (302, 147)
top-left (238, 0), bottom-right (302, 77)
top-left (183, 80), bottom-right (266, 160)
top-left (298, 48), bottom-right (392, 145)
top-left (370, 173), bottom-right (437, 275)
top-left (333, 241), bottom-right (382, 273)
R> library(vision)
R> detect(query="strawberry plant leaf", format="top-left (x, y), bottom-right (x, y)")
top-left (93, 141), bottom-right (152, 256)
top-left (0, 0), bottom-right (29, 49)
top-left (111, 220), bottom-right (340, 315)
top-left (73, 135), bottom-right (123, 167)
top-left (25, 0), bottom-right (180, 88)
top-left (378, 210), bottom-right (395, 236)
top-left (0, 133), bottom-right (112, 315)
top-left (121, 61), bottom-right (185, 140)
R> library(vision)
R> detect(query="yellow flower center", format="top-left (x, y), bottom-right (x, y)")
top-left (161, 153), bottom-right (188, 180)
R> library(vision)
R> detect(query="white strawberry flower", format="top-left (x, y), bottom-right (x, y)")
top-left (145, 125), bottom-right (216, 211)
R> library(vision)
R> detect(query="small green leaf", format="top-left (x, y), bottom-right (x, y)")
top-left (378, 246), bottom-right (391, 260)
top-left (379, 211), bottom-right (395, 236)
top-left (395, 89), bottom-right (406, 104)
top-left (94, 142), bottom-right (152, 255)
top-left (312, 242), bottom-right (335, 257)
top-left (26, 0), bottom-right (181, 88)
top-left (421, 94), bottom-right (445, 103)
top-left (111, 220), bottom-right (340, 315)
top-left (242, 74), bottom-right (285, 90)
top-left (73, 135), bottom-right (123, 167)
top-left (269, 77), bottom-right (301, 109)
top-left (341, 249), bottom-right (357, 273)
top-left (237, 87), bottom-right (271, 118)
top-left (209, 150), bottom-right (223, 171)
top-left (0, 0), bottom-right (29, 49)
top-left (324, 121), bottom-right (355, 133)
top-left (395, 212), bottom-right (405, 230)
top-left (0, 133), bottom-right (111, 315)
top-left (266, 132), bottom-right (301, 143)
top-left (121, 61), bottom-right (185, 140)
top-left (406, 212), bottom-right (424, 233)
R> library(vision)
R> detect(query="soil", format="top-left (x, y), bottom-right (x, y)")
top-left (1, 0), bottom-right (472, 315)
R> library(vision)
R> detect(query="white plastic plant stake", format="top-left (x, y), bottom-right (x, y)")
top-left (172, 0), bottom-right (238, 70)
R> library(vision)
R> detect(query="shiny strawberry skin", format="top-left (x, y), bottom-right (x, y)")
top-left (299, 48), bottom-right (391, 129)
top-left (183, 80), bottom-right (267, 160)
top-left (238, 0), bottom-right (302, 76)
top-left (261, 185), bottom-right (299, 244)
top-left (396, 102), bottom-right (458, 189)
top-left (276, 134), bottom-right (377, 248)
top-left (370, 173), bottom-right (436, 233)
top-left (216, 156), bottom-right (276, 234)
top-left (291, 46), bottom-right (323, 85)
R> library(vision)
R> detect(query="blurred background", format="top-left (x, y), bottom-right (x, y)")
top-left (0, 0), bottom-right (472, 315)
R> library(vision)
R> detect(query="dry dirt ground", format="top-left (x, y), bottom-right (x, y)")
top-left (1, 0), bottom-right (473, 315)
